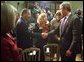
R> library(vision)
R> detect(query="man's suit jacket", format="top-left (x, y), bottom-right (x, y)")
top-left (15, 17), bottom-right (41, 49)
top-left (48, 14), bottom-right (82, 54)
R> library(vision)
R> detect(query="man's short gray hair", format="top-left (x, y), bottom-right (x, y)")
top-left (60, 2), bottom-right (71, 12)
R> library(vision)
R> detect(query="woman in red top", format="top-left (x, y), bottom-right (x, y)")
top-left (1, 3), bottom-right (21, 61)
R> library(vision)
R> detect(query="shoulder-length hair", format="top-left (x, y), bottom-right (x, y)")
top-left (1, 3), bottom-right (17, 35)
top-left (37, 13), bottom-right (49, 28)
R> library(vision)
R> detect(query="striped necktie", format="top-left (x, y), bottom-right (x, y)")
top-left (60, 17), bottom-right (66, 36)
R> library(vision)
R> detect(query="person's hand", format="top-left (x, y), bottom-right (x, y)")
top-left (41, 33), bottom-right (48, 39)
top-left (65, 49), bottom-right (72, 57)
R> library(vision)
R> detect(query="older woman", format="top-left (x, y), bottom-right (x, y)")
top-left (50, 10), bottom-right (62, 30)
top-left (1, 3), bottom-right (20, 61)
top-left (48, 10), bottom-right (62, 44)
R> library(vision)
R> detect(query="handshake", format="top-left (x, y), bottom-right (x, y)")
top-left (41, 32), bottom-right (48, 39)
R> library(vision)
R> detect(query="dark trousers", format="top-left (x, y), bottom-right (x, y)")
top-left (61, 52), bottom-right (76, 61)
top-left (36, 38), bottom-right (48, 61)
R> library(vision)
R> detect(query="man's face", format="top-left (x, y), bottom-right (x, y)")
top-left (25, 10), bottom-right (31, 20)
top-left (60, 8), bottom-right (67, 17)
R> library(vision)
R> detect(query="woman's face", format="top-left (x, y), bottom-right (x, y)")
top-left (56, 15), bottom-right (62, 21)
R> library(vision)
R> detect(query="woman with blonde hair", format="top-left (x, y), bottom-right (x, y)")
top-left (1, 3), bottom-right (21, 61)
top-left (35, 13), bottom-right (49, 61)
top-left (37, 13), bottom-right (49, 33)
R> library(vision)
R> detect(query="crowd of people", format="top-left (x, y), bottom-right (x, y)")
top-left (1, 1), bottom-right (83, 61)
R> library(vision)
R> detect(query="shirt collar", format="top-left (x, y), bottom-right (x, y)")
top-left (21, 17), bottom-right (28, 23)
top-left (65, 12), bottom-right (71, 19)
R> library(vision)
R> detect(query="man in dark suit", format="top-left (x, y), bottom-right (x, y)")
top-left (42, 2), bottom-right (82, 61)
top-left (15, 8), bottom-right (41, 49)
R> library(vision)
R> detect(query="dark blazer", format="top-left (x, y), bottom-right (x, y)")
top-left (15, 17), bottom-right (41, 49)
top-left (48, 14), bottom-right (82, 54)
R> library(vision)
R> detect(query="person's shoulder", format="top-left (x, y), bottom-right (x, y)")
top-left (71, 14), bottom-right (79, 20)
top-left (17, 17), bottom-right (25, 25)
top-left (1, 34), bottom-right (13, 45)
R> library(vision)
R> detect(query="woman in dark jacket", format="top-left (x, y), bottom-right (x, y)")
top-left (33, 13), bottom-right (49, 61)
